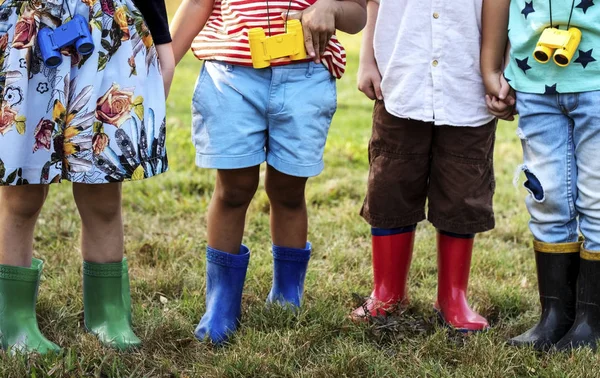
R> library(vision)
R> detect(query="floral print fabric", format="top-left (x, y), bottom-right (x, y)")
top-left (0, 0), bottom-right (167, 185)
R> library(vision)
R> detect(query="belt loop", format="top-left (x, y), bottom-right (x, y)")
top-left (306, 62), bottom-right (314, 78)
top-left (226, 64), bottom-right (234, 72)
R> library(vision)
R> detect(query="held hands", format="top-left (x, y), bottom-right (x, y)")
top-left (357, 59), bottom-right (383, 101)
top-left (483, 71), bottom-right (516, 121)
top-left (284, 0), bottom-right (340, 63)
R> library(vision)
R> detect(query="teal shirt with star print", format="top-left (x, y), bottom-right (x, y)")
top-left (505, 0), bottom-right (600, 94)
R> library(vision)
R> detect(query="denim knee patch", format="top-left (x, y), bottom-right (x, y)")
top-left (519, 165), bottom-right (545, 202)
top-left (514, 164), bottom-right (545, 202)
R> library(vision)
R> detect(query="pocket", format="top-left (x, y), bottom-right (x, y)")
top-left (315, 65), bottom-right (337, 122)
top-left (329, 77), bottom-right (337, 113)
top-left (192, 62), bottom-right (209, 106)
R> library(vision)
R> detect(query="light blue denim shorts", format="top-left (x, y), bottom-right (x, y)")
top-left (191, 60), bottom-right (337, 177)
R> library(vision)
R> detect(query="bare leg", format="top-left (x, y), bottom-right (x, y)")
top-left (0, 185), bottom-right (49, 266)
top-left (73, 182), bottom-right (140, 350)
top-left (72, 183), bottom-right (123, 263)
top-left (265, 166), bottom-right (308, 249)
top-left (207, 167), bottom-right (260, 253)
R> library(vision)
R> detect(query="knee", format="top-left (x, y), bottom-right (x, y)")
top-left (73, 184), bottom-right (121, 222)
top-left (214, 180), bottom-right (258, 209)
top-left (523, 169), bottom-right (545, 203)
top-left (266, 179), bottom-right (307, 210)
top-left (0, 186), bottom-right (48, 220)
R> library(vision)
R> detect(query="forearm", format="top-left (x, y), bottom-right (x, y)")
top-left (334, 0), bottom-right (367, 34)
top-left (156, 43), bottom-right (174, 68)
top-left (359, 1), bottom-right (378, 65)
top-left (170, 0), bottom-right (214, 65)
top-left (481, 0), bottom-right (510, 75)
top-left (504, 40), bottom-right (511, 69)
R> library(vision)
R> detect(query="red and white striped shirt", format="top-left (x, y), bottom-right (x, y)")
top-left (192, 0), bottom-right (347, 79)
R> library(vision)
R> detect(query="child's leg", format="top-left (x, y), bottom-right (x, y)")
top-left (352, 103), bottom-right (432, 321)
top-left (72, 182), bottom-right (140, 350)
top-left (264, 166), bottom-right (312, 308)
top-left (72, 183), bottom-right (123, 263)
top-left (351, 104), bottom-right (434, 320)
top-left (195, 167), bottom-right (258, 343)
top-left (554, 91), bottom-right (600, 351)
top-left (191, 60), bottom-right (275, 343)
top-left (0, 185), bottom-right (59, 353)
top-left (428, 120), bottom-right (496, 332)
top-left (207, 167), bottom-right (260, 254)
top-left (262, 62), bottom-right (337, 310)
top-left (265, 165), bottom-right (308, 248)
top-left (507, 92), bottom-right (580, 349)
top-left (0, 185), bottom-right (48, 266)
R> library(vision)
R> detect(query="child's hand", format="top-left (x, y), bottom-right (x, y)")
top-left (483, 71), bottom-right (516, 121)
top-left (357, 60), bottom-right (382, 100)
top-left (284, 0), bottom-right (339, 63)
top-left (156, 43), bottom-right (175, 99)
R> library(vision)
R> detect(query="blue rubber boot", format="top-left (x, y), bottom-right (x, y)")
top-left (266, 242), bottom-right (311, 309)
top-left (194, 245), bottom-right (250, 344)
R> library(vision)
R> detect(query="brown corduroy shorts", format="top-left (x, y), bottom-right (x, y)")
top-left (360, 101), bottom-right (497, 234)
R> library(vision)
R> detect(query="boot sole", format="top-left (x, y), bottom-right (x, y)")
top-left (434, 308), bottom-right (490, 334)
top-left (349, 304), bottom-right (409, 324)
top-left (506, 338), bottom-right (554, 352)
top-left (84, 326), bottom-right (142, 351)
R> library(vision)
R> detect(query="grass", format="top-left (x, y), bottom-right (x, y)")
top-left (3, 3), bottom-right (600, 377)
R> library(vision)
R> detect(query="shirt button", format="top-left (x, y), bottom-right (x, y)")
top-left (432, 60), bottom-right (439, 67)
top-left (433, 12), bottom-right (439, 19)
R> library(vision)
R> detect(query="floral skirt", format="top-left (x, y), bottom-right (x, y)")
top-left (0, 0), bottom-right (168, 185)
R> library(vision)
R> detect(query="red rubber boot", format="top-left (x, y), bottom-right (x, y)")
top-left (434, 231), bottom-right (489, 332)
top-left (351, 226), bottom-right (416, 321)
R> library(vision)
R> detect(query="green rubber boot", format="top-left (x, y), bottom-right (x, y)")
top-left (0, 258), bottom-right (60, 354)
top-left (83, 260), bottom-right (141, 350)
top-left (122, 258), bottom-right (132, 325)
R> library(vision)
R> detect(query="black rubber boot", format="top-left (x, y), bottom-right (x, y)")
top-left (508, 239), bottom-right (581, 351)
top-left (556, 250), bottom-right (600, 351)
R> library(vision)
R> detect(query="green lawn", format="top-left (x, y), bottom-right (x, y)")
top-left (3, 6), bottom-right (600, 378)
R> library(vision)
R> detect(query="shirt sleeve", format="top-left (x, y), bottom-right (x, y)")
top-left (132, 0), bottom-right (172, 45)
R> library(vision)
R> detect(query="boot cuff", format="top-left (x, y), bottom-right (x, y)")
top-left (534, 238), bottom-right (582, 253)
top-left (272, 243), bottom-right (312, 262)
top-left (83, 260), bottom-right (123, 278)
top-left (206, 245), bottom-right (250, 268)
top-left (581, 248), bottom-right (600, 261)
top-left (0, 262), bottom-right (40, 282)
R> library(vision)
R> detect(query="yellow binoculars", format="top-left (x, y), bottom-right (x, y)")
top-left (248, 20), bottom-right (307, 69)
top-left (533, 27), bottom-right (581, 67)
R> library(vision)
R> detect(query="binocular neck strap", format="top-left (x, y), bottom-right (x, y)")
top-left (264, 0), bottom-right (295, 36)
top-left (60, 0), bottom-right (74, 21)
top-left (548, 0), bottom-right (576, 29)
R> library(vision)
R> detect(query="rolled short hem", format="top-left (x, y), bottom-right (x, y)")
top-left (360, 208), bottom-right (426, 229)
top-left (195, 151), bottom-right (266, 170)
top-left (428, 212), bottom-right (495, 234)
top-left (267, 154), bottom-right (324, 178)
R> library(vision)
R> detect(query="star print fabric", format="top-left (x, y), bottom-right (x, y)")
top-left (505, 0), bottom-right (600, 94)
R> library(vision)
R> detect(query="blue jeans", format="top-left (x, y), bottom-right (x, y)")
top-left (516, 91), bottom-right (600, 251)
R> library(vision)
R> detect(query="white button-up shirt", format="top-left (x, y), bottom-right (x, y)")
top-left (373, 0), bottom-right (493, 127)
